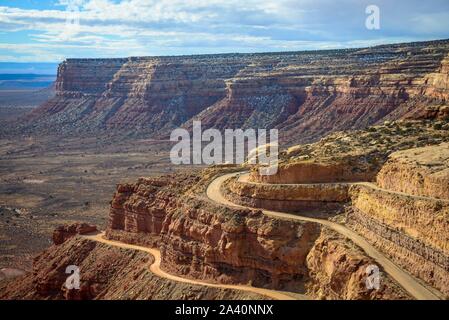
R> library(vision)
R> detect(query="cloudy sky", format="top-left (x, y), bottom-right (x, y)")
top-left (0, 0), bottom-right (449, 62)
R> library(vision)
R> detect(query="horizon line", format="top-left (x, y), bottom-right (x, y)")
top-left (1, 37), bottom-right (448, 65)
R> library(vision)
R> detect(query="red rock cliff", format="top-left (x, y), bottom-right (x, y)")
top-left (106, 172), bottom-right (321, 290)
top-left (23, 39), bottom-right (449, 144)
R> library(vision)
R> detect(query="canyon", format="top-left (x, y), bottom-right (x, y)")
top-left (1, 39), bottom-right (449, 300)
top-left (2, 118), bottom-right (448, 299)
top-left (8, 39), bottom-right (449, 145)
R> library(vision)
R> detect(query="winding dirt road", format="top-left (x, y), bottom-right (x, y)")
top-left (239, 174), bottom-right (449, 203)
top-left (82, 232), bottom-right (305, 300)
top-left (207, 172), bottom-right (443, 300)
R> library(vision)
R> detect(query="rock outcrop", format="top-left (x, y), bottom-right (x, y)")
top-left (376, 143), bottom-right (449, 199)
top-left (251, 161), bottom-right (374, 184)
top-left (227, 176), bottom-right (350, 202)
top-left (107, 171), bottom-right (321, 291)
top-left (346, 143), bottom-right (449, 296)
top-left (19, 39), bottom-right (449, 144)
top-left (250, 120), bottom-right (449, 184)
top-left (52, 223), bottom-right (97, 245)
top-left (0, 237), bottom-right (265, 300)
top-left (222, 175), bottom-right (347, 216)
top-left (1, 156), bottom-right (424, 300)
top-left (346, 206), bottom-right (449, 296)
top-left (306, 228), bottom-right (410, 300)
top-left (104, 168), bottom-right (410, 299)
top-left (229, 127), bottom-right (449, 297)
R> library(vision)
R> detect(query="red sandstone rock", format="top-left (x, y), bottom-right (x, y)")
top-left (1, 237), bottom-right (264, 300)
top-left (20, 40), bottom-right (449, 144)
top-left (306, 228), bottom-right (410, 300)
top-left (52, 223), bottom-right (97, 245)
top-left (106, 172), bottom-right (321, 290)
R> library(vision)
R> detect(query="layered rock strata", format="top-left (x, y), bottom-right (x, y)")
top-left (105, 168), bottom-right (416, 299)
top-left (19, 39), bottom-right (449, 144)
top-left (251, 161), bottom-right (374, 184)
top-left (349, 185), bottom-right (449, 253)
top-left (1, 165), bottom-right (416, 300)
top-left (376, 143), bottom-right (449, 199)
top-left (107, 172), bottom-right (322, 291)
top-left (250, 120), bottom-right (449, 185)
top-left (305, 228), bottom-right (410, 300)
top-left (229, 176), bottom-right (350, 202)
top-left (52, 222), bottom-right (97, 245)
top-left (222, 175), bottom-right (348, 215)
top-left (346, 208), bottom-right (449, 296)
top-left (347, 152), bottom-right (449, 296)
top-left (232, 134), bottom-right (449, 297)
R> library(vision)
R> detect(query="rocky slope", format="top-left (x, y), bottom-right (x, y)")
top-left (231, 119), bottom-right (449, 297)
top-left (0, 224), bottom-right (409, 300)
top-left (222, 175), bottom-right (348, 216)
top-left (15, 39), bottom-right (449, 144)
top-left (106, 170), bottom-right (321, 290)
top-left (99, 168), bottom-right (410, 299)
top-left (1, 141), bottom-right (430, 300)
top-left (0, 236), bottom-right (265, 300)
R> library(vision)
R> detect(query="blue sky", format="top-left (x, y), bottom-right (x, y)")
top-left (0, 0), bottom-right (449, 62)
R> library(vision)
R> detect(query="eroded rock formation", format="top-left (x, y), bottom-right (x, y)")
top-left (52, 223), bottom-right (97, 245)
top-left (376, 143), bottom-right (449, 199)
top-left (0, 237), bottom-right (265, 300)
top-left (222, 175), bottom-right (347, 215)
top-left (306, 228), bottom-right (410, 300)
top-left (107, 172), bottom-right (321, 290)
top-left (346, 143), bottom-right (449, 295)
top-left (250, 120), bottom-right (449, 184)
top-left (19, 39), bottom-right (449, 144)
top-left (104, 168), bottom-right (410, 299)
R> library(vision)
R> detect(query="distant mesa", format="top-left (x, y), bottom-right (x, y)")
top-left (15, 39), bottom-right (449, 144)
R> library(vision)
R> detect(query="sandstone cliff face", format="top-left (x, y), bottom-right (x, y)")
top-left (20, 40), bottom-right (449, 144)
top-left (107, 172), bottom-right (321, 291)
top-left (26, 56), bottom-right (238, 136)
top-left (1, 166), bottom-right (414, 300)
top-left (347, 181), bottom-right (449, 296)
top-left (376, 143), bottom-right (449, 199)
top-left (350, 185), bottom-right (449, 254)
top-left (221, 176), bottom-right (347, 216)
top-left (250, 119), bottom-right (449, 184)
top-left (227, 176), bottom-right (349, 202)
top-left (421, 55), bottom-right (449, 101)
top-left (52, 223), bottom-right (97, 245)
top-left (0, 237), bottom-right (265, 300)
top-left (346, 208), bottom-right (449, 297)
top-left (344, 143), bottom-right (449, 296)
top-left (251, 161), bottom-right (374, 184)
top-left (1, 225), bottom-right (409, 300)
top-left (104, 169), bottom-right (411, 299)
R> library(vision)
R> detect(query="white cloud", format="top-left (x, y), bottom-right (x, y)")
top-left (0, 0), bottom-right (448, 61)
